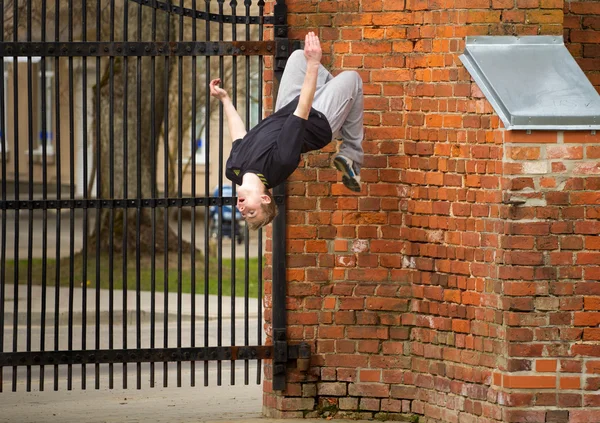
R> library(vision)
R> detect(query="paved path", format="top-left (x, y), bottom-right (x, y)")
top-left (0, 378), bottom-right (264, 422)
top-left (0, 379), bottom-right (373, 423)
top-left (0, 374), bottom-right (375, 422)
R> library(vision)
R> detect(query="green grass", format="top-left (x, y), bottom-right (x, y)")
top-left (3, 254), bottom-right (261, 298)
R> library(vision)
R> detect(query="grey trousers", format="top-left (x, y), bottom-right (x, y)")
top-left (275, 49), bottom-right (364, 169)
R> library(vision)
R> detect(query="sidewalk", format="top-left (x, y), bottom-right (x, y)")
top-left (3, 283), bottom-right (260, 326)
top-left (0, 376), bottom-right (375, 423)
top-left (0, 380), bottom-right (375, 422)
top-left (0, 382), bottom-right (377, 422)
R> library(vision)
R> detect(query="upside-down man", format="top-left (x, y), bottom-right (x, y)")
top-left (209, 32), bottom-right (364, 230)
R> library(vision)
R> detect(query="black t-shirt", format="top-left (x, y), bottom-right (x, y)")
top-left (225, 97), bottom-right (332, 189)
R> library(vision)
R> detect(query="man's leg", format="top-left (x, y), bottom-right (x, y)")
top-left (275, 49), bottom-right (333, 112)
top-left (312, 71), bottom-right (364, 191)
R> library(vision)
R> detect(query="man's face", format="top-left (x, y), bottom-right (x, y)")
top-left (236, 191), bottom-right (265, 222)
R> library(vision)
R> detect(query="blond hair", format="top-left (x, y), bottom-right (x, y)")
top-left (245, 189), bottom-right (278, 230)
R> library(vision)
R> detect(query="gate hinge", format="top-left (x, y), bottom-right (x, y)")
top-left (273, 341), bottom-right (311, 371)
top-left (288, 342), bottom-right (311, 372)
top-left (272, 336), bottom-right (311, 390)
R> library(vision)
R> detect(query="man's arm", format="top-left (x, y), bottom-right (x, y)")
top-left (209, 78), bottom-right (247, 140)
top-left (293, 32), bottom-right (322, 120)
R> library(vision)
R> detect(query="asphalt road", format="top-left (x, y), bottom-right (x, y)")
top-left (0, 209), bottom-right (264, 260)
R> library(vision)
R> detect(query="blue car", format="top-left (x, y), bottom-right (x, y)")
top-left (209, 185), bottom-right (245, 243)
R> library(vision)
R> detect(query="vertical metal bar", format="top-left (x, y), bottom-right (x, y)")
top-left (67, 0), bottom-right (75, 391)
top-left (26, 0), bottom-right (34, 392)
top-left (203, 0), bottom-right (211, 388)
top-left (176, 0), bottom-right (185, 389)
top-left (94, 0), bottom-right (103, 391)
top-left (150, 0), bottom-right (158, 389)
top-left (217, 0), bottom-right (225, 388)
top-left (122, 0), bottom-right (130, 390)
top-left (52, 0), bottom-right (62, 392)
top-left (189, 0), bottom-right (198, 389)
top-left (163, 2), bottom-right (171, 388)
top-left (271, 0), bottom-right (288, 392)
top-left (271, 184), bottom-right (287, 390)
top-left (243, 0), bottom-right (251, 386)
top-left (257, 0), bottom-right (265, 385)
top-left (39, 0), bottom-right (49, 392)
top-left (108, 0), bottom-right (116, 390)
top-left (10, 0), bottom-right (20, 393)
top-left (136, 0), bottom-right (144, 391)
top-left (0, 0), bottom-right (6, 394)
top-left (229, 0), bottom-right (238, 387)
top-left (79, 0), bottom-right (89, 391)
top-left (244, 223), bottom-right (249, 385)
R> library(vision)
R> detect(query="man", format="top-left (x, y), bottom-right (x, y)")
top-left (209, 32), bottom-right (364, 230)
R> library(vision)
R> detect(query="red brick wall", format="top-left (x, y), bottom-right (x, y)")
top-left (564, 1), bottom-right (600, 91)
top-left (262, 1), bottom-right (600, 422)
top-left (500, 130), bottom-right (600, 423)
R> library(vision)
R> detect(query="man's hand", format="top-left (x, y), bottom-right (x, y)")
top-left (293, 32), bottom-right (322, 120)
top-left (303, 31), bottom-right (322, 66)
top-left (210, 78), bottom-right (247, 140)
top-left (209, 78), bottom-right (229, 101)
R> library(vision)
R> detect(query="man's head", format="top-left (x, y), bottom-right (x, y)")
top-left (236, 185), bottom-right (278, 230)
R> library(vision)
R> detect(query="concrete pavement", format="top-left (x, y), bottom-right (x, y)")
top-left (0, 380), bottom-right (376, 422)
top-left (0, 378), bottom-right (374, 423)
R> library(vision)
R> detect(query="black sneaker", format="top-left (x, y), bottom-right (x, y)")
top-left (333, 155), bottom-right (361, 192)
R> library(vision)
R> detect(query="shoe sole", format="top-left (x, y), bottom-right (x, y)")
top-left (333, 157), bottom-right (361, 192)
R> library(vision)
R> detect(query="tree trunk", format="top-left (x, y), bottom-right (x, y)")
top-left (91, 3), bottom-right (191, 255)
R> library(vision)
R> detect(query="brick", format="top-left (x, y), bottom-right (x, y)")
top-left (348, 383), bottom-right (389, 398)
top-left (338, 397), bottom-right (359, 410)
top-left (559, 376), bottom-right (580, 389)
top-left (359, 369), bottom-right (381, 382)
top-left (586, 361), bottom-right (600, 374)
top-left (317, 382), bottom-right (347, 396)
top-left (506, 131), bottom-right (558, 143)
top-left (547, 145), bottom-right (584, 159)
top-left (509, 146), bottom-right (541, 160)
top-left (574, 312), bottom-right (600, 326)
top-left (560, 360), bottom-right (583, 373)
top-left (504, 410), bottom-right (547, 423)
top-left (570, 410), bottom-right (600, 423)
top-left (366, 297), bottom-right (409, 311)
top-left (536, 359), bottom-right (558, 372)
top-left (546, 410), bottom-right (569, 423)
top-left (390, 385), bottom-right (417, 400)
top-left (564, 131), bottom-right (600, 143)
top-left (503, 375), bottom-right (556, 389)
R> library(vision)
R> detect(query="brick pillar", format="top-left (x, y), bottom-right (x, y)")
top-left (259, 1), bottom-right (600, 422)
top-left (499, 130), bottom-right (600, 423)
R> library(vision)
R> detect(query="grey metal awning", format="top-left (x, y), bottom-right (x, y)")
top-left (459, 36), bottom-right (600, 130)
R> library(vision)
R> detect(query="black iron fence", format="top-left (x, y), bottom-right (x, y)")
top-left (0, 0), bottom-right (301, 392)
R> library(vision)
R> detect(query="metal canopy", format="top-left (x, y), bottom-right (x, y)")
top-left (459, 36), bottom-right (600, 130)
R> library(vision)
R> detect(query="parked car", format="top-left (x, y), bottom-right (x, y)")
top-left (209, 185), bottom-right (245, 244)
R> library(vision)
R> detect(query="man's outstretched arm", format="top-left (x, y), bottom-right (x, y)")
top-left (209, 78), bottom-right (247, 140)
top-left (293, 32), bottom-right (322, 120)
